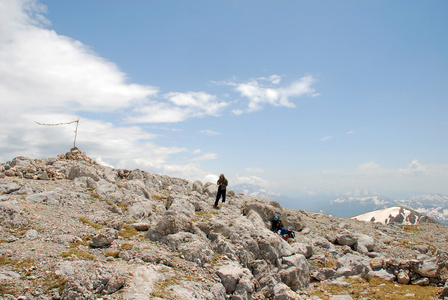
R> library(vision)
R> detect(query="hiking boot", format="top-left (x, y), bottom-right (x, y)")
top-left (213, 205), bottom-right (218, 209)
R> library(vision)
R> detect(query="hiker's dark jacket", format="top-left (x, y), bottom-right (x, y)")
top-left (217, 178), bottom-right (228, 190)
top-left (271, 220), bottom-right (283, 232)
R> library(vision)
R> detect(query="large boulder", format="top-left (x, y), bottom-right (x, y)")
top-left (279, 254), bottom-right (311, 291)
top-left (216, 262), bottom-right (254, 298)
top-left (412, 258), bottom-right (440, 278)
top-left (216, 262), bottom-right (245, 294)
top-left (57, 261), bottom-right (127, 299)
top-left (366, 269), bottom-right (396, 281)
top-left (336, 253), bottom-right (370, 277)
top-left (0, 182), bottom-right (21, 194)
top-left (145, 211), bottom-right (195, 241)
top-left (192, 180), bottom-right (204, 194)
top-left (243, 201), bottom-right (282, 223)
top-left (166, 232), bottom-right (213, 266)
top-left (336, 231), bottom-right (357, 247)
top-left (68, 164), bottom-right (100, 181)
top-left (354, 233), bottom-right (375, 253)
top-left (123, 180), bottom-right (153, 199)
top-left (203, 182), bottom-right (218, 196)
top-left (291, 242), bottom-right (313, 258)
top-left (167, 197), bottom-right (195, 218)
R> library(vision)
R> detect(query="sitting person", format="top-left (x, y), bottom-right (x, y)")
top-left (271, 216), bottom-right (283, 233)
top-left (271, 216), bottom-right (295, 240)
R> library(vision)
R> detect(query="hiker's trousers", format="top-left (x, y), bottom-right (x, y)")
top-left (215, 188), bottom-right (226, 206)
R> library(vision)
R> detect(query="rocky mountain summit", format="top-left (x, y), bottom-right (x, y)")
top-left (1, 148), bottom-right (448, 300)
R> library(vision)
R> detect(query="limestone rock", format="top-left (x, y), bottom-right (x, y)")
top-left (369, 257), bottom-right (384, 269)
top-left (412, 258), bottom-right (440, 278)
top-left (90, 228), bottom-right (118, 248)
top-left (216, 262), bottom-right (245, 294)
top-left (367, 269), bottom-right (396, 281)
top-left (1, 150), bottom-right (448, 299)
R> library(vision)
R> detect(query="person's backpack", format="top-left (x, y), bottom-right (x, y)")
top-left (282, 229), bottom-right (295, 240)
top-left (289, 230), bottom-right (295, 239)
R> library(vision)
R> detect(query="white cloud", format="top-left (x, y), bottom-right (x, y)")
top-left (0, 1), bottom-right (195, 177)
top-left (234, 175), bottom-right (271, 187)
top-left (0, 3), bottom-right (157, 114)
top-left (193, 153), bottom-right (218, 161)
top-left (399, 159), bottom-right (425, 176)
top-left (231, 75), bottom-right (317, 113)
top-left (203, 174), bottom-right (219, 184)
top-left (318, 135), bottom-right (333, 142)
top-left (95, 157), bottom-right (114, 168)
top-left (200, 129), bottom-right (220, 136)
top-left (128, 92), bottom-right (229, 123)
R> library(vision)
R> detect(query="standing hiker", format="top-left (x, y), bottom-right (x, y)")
top-left (214, 174), bottom-right (228, 208)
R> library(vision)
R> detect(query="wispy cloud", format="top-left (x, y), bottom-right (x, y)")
top-left (193, 153), bottom-right (218, 161)
top-left (234, 174), bottom-right (271, 187)
top-left (224, 75), bottom-right (317, 113)
top-left (127, 92), bottom-right (228, 123)
top-left (245, 167), bottom-right (264, 174)
top-left (199, 129), bottom-right (220, 136)
top-left (317, 135), bottom-right (333, 142)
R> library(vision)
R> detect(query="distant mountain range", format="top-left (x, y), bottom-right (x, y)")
top-left (231, 184), bottom-right (448, 226)
top-left (351, 206), bottom-right (437, 225)
top-left (329, 193), bottom-right (448, 225)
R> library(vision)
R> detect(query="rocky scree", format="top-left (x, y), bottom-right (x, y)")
top-left (0, 148), bottom-right (448, 300)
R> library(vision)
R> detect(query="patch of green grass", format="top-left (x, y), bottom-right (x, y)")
top-left (79, 217), bottom-right (103, 230)
top-left (105, 250), bottom-right (121, 258)
top-left (209, 253), bottom-right (222, 268)
top-left (119, 224), bottom-right (139, 239)
top-left (192, 210), bottom-right (215, 222)
top-left (32, 272), bottom-right (68, 294)
top-left (0, 257), bottom-right (35, 271)
top-left (310, 277), bottom-right (439, 300)
top-left (69, 238), bottom-right (91, 248)
top-left (117, 202), bottom-right (129, 212)
top-left (121, 243), bottom-right (133, 250)
top-left (153, 195), bottom-right (167, 201)
top-left (151, 275), bottom-right (179, 299)
top-left (90, 192), bottom-right (100, 199)
top-left (4, 225), bottom-right (32, 237)
top-left (309, 257), bottom-right (336, 269)
top-left (403, 225), bottom-right (419, 232)
top-left (0, 281), bottom-right (19, 296)
top-left (60, 249), bottom-right (97, 260)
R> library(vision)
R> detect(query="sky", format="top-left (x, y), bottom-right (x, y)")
top-left (1, 0), bottom-right (447, 209)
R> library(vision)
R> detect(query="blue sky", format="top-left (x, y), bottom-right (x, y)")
top-left (1, 0), bottom-right (447, 207)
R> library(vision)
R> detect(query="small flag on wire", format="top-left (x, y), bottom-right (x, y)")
top-left (35, 118), bottom-right (80, 148)
top-left (34, 120), bottom-right (79, 126)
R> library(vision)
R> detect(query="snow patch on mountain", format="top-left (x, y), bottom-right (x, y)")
top-left (351, 206), bottom-right (436, 225)
top-left (329, 192), bottom-right (448, 225)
